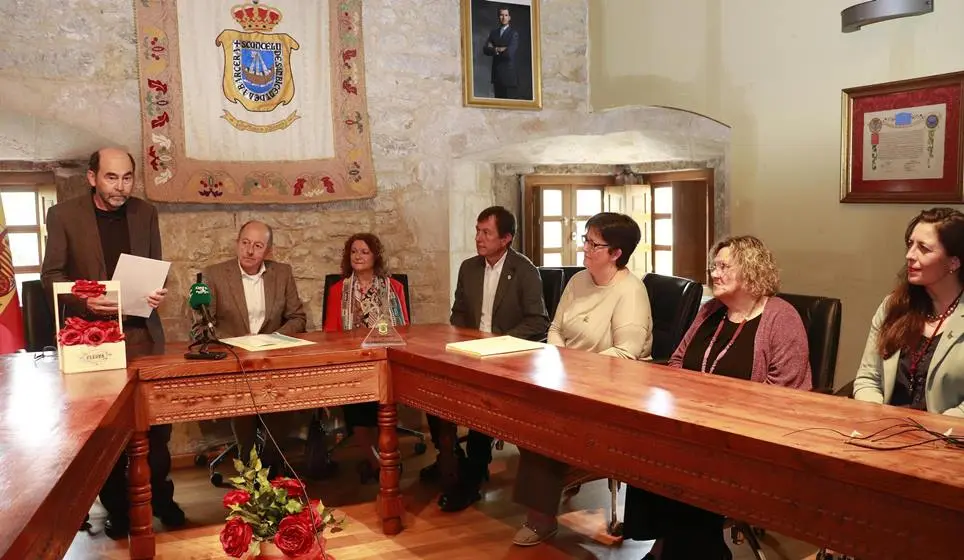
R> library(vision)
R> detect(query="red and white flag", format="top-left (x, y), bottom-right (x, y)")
top-left (0, 204), bottom-right (25, 353)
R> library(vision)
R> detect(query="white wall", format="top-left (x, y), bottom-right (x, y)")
top-left (591, 0), bottom-right (964, 388)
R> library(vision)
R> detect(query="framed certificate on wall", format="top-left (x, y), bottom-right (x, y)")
top-left (840, 71), bottom-right (964, 203)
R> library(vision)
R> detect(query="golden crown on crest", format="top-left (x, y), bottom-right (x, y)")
top-left (231, 0), bottom-right (283, 32)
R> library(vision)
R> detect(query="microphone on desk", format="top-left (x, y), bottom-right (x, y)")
top-left (185, 272), bottom-right (227, 360)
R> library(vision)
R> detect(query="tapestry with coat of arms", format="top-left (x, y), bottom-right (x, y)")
top-left (135, 0), bottom-right (375, 203)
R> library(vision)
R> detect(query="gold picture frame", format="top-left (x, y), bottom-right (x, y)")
top-left (840, 71), bottom-right (964, 203)
top-left (461, 0), bottom-right (542, 110)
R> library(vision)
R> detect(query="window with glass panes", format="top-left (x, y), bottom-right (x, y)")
top-left (523, 175), bottom-right (613, 267)
top-left (0, 172), bottom-right (56, 304)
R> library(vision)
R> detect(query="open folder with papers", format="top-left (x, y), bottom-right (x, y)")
top-left (219, 333), bottom-right (316, 352)
top-left (444, 335), bottom-right (547, 358)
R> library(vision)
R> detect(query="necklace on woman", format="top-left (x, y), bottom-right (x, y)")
top-left (700, 298), bottom-right (761, 374)
top-left (926, 287), bottom-right (964, 322)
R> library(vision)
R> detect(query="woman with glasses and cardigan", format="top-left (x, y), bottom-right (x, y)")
top-left (622, 235), bottom-right (811, 560)
top-left (512, 212), bottom-right (654, 547)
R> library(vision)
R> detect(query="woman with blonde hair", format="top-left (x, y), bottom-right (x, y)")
top-left (622, 235), bottom-right (811, 559)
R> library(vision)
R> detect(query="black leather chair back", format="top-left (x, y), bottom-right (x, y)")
top-left (643, 273), bottom-right (703, 363)
top-left (559, 266), bottom-right (584, 290)
top-left (321, 273), bottom-right (412, 327)
top-left (776, 292), bottom-right (842, 393)
top-left (537, 267), bottom-right (565, 320)
top-left (21, 280), bottom-right (55, 351)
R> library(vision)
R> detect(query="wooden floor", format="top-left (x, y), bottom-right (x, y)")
top-left (65, 436), bottom-right (821, 560)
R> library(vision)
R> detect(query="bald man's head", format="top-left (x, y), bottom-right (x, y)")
top-left (236, 220), bottom-right (273, 275)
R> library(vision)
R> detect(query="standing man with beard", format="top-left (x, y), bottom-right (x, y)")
top-left (41, 147), bottom-right (184, 538)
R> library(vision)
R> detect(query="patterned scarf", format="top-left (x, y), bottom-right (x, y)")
top-left (339, 274), bottom-right (406, 331)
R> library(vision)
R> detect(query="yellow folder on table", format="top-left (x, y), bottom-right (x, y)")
top-left (445, 336), bottom-right (547, 358)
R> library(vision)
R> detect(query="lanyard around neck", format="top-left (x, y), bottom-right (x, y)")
top-left (700, 301), bottom-right (759, 374)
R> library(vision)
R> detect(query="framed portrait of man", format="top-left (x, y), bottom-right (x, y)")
top-left (460, 0), bottom-right (542, 110)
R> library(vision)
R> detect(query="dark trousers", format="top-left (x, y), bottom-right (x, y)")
top-left (231, 413), bottom-right (292, 469)
top-left (427, 413), bottom-right (492, 487)
top-left (623, 485), bottom-right (730, 560)
top-left (494, 83), bottom-right (519, 99)
top-left (99, 326), bottom-right (176, 520)
top-left (99, 424), bottom-right (175, 520)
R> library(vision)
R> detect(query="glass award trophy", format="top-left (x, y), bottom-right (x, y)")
top-left (361, 281), bottom-right (406, 348)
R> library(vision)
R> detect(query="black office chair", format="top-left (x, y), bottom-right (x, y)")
top-left (21, 280), bottom-right (55, 351)
top-left (776, 292), bottom-right (842, 394)
top-left (643, 273), bottom-right (704, 364)
top-left (559, 266), bottom-right (584, 290)
top-left (319, 273), bottom-right (427, 471)
top-left (729, 292), bottom-right (843, 560)
top-left (537, 267), bottom-right (565, 320)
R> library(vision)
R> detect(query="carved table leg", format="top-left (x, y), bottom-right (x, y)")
top-left (437, 419), bottom-right (460, 499)
top-left (377, 402), bottom-right (403, 535)
top-left (127, 431), bottom-right (155, 559)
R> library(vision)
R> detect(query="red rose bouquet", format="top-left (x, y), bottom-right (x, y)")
top-left (220, 447), bottom-right (341, 559)
top-left (71, 279), bottom-right (107, 299)
top-left (58, 316), bottom-right (125, 347)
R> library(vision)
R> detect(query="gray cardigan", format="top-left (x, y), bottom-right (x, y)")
top-left (854, 296), bottom-right (964, 417)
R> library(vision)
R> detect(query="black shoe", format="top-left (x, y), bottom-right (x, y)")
top-left (437, 485), bottom-right (482, 513)
top-left (421, 447), bottom-right (467, 483)
top-left (153, 501), bottom-right (186, 528)
top-left (104, 517), bottom-right (130, 540)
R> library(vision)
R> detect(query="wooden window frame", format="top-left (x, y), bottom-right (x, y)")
top-left (0, 171), bottom-right (56, 277)
top-left (523, 174), bottom-right (615, 265)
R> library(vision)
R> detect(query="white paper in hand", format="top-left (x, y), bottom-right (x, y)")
top-left (111, 253), bottom-right (172, 318)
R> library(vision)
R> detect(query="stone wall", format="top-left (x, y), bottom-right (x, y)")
top-left (1, 0), bottom-right (730, 454)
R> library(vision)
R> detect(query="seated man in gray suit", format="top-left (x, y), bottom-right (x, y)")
top-left (203, 220), bottom-right (307, 474)
top-left (426, 206), bottom-right (549, 512)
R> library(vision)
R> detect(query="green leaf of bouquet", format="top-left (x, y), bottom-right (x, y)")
top-left (284, 500), bottom-right (303, 514)
top-left (228, 476), bottom-right (246, 486)
top-left (249, 445), bottom-right (259, 464)
top-left (233, 458), bottom-right (245, 473)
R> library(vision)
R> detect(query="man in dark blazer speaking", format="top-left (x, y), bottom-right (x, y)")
top-left (483, 5), bottom-right (521, 99)
top-left (41, 147), bottom-right (183, 538)
top-left (425, 205), bottom-right (549, 512)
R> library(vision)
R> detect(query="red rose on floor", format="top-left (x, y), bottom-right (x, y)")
top-left (71, 280), bottom-right (106, 299)
top-left (58, 328), bottom-right (83, 346)
top-left (271, 476), bottom-right (306, 497)
top-left (274, 515), bottom-right (314, 557)
top-left (82, 325), bottom-right (106, 346)
top-left (220, 517), bottom-right (252, 558)
top-left (222, 489), bottom-right (251, 508)
top-left (296, 499), bottom-right (324, 531)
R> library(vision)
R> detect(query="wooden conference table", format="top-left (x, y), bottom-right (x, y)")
top-left (2, 324), bottom-right (963, 560)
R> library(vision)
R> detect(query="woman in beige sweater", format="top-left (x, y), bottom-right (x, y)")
top-left (512, 212), bottom-right (653, 546)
